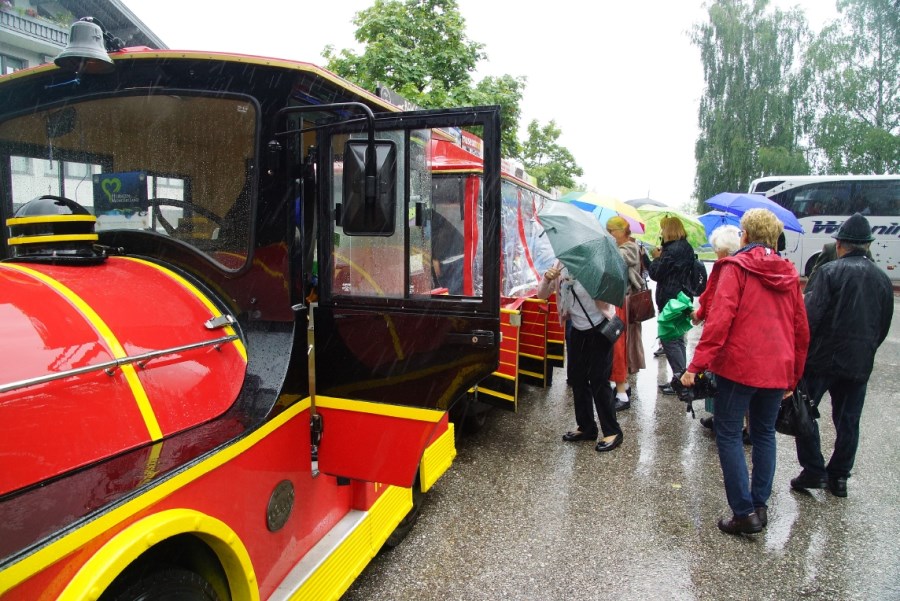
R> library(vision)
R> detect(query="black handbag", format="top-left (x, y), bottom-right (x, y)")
top-left (775, 380), bottom-right (816, 437)
top-left (572, 289), bottom-right (624, 344)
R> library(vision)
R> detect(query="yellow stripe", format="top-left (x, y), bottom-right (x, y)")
top-left (333, 251), bottom-right (384, 296)
top-left (490, 371), bottom-right (516, 382)
top-left (0, 263), bottom-right (162, 440)
top-left (7, 233), bottom-right (98, 245)
top-left (0, 397), bottom-right (312, 596)
top-left (519, 352), bottom-right (545, 360)
top-left (316, 396), bottom-right (443, 423)
top-left (523, 297), bottom-right (548, 305)
top-left (7, 215), bottom-right (97, 225)
top-left (58, 510), bottom-right (258, 601)
top-left (500, 308), bottom-right (520, 315)
top-left (122, 257), bottom-right (248, 362)
top-left (330, 252), bottom-right (405, 360)
top-left (294, 485), bottom-right (412, 600)
top-left (419, 423), bottom-right (456, 492)
top-left (518, 369), bottom-right (544, 379)
top-left (475, 387), bottom-right (515, 402)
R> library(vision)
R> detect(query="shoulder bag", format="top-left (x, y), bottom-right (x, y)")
top-left (626, 282), bottom-right (655, 324)
top-left (572, 289), bottom-right (625, 344)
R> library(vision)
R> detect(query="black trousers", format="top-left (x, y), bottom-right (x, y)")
top-left (568, 326), bottom-right (621, 439)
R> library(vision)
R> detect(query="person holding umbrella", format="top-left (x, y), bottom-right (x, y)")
top-left (680, 208), bottom-right (809, 535)
top-left (536, 201), bottom-right (627, 453)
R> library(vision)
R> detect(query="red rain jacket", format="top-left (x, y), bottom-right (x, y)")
top-left (688, 245), bottom-right (809, 390)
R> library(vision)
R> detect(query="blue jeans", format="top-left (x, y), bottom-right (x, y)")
top-left (794, 375), bottom-right (868, 480)
top-left (714, 375), bottom-right (783, 517)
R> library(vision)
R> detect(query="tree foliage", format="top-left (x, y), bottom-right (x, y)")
top-left (692, 0), bottom-right (812, 207)
top-left (322, 0), bottom-right (526, 158)
top-left (521, 120), bottom-right (583, 191)
top-left (806, 0), bottom-right (900, 173)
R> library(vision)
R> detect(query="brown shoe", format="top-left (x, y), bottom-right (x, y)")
top-left (755, 506), bottom-right (768, 528)
top-left (717, 512), bottom-right (763, 535)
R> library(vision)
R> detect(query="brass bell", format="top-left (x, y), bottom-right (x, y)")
top-left (54, 19), bottom-right (115, 74)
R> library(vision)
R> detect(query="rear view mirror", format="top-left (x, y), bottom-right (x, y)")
top-left (342, 139), bottom-right (397, 236)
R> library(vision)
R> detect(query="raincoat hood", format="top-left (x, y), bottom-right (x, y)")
top-left (721, 245), bottom-right (799, 292)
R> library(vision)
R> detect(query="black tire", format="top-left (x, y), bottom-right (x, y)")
top-left (109, 568), bottom-right (220, 601)
top-left (383, 480), bottom-right (424, 549)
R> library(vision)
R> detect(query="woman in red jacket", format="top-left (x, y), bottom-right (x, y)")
top-left (681, 209), bottom-right (809, 535)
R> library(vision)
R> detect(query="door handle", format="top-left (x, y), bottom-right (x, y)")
top-left (447, 330), bottom-right (495, 348)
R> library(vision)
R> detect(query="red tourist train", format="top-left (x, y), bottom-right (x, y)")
top-left (429, 137), bottom-right (565, 417)
top-left (0, 19), bottom-right (504, 600)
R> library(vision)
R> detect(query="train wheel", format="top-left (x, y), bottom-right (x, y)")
top-left (384, 478), bottom-right (424, 549)
top-left (109, 568), bottom-right (220, 601)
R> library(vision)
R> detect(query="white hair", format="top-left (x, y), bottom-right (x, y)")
top-left (709, 224), bottom-right (741, 256)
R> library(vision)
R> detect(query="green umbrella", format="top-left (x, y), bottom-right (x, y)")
top-left (634, 205), bottom-right (708, 249)
top-left (537, 200), bottom-right (627, 305)
top-left (657, 291), bottom-right (694, 341)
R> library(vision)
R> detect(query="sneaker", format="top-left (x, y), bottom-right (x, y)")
top-left (659, 384), bottom-right (677, 395)
top-left (653, 346), bottom-right (666, 357)
top-left (700, 416), bottom-right (714, 430)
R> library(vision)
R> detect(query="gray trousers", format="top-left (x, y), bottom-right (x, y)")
top-left (662, 336), bottom-right (686, 375)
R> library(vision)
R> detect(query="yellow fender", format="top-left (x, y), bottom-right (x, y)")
top-left (58, 509), bottom-right (258, 601)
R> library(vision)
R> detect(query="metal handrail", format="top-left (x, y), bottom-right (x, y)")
top-left (0, 334), bottom-right (238, 394)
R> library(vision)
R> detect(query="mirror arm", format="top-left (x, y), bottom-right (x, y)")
top-left (275, 102), bottom-right (378, 206)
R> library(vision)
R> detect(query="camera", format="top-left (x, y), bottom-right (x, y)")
top-left (670, 371), bottom-right (717, 404)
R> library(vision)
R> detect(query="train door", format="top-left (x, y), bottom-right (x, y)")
top-left (311, 107), bottom-right (501, 484)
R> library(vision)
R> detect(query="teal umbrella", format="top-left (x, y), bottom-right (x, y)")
top-left (657, 291), bottom-right (694, 341)
top-left (537, 200), bottom-right (627, 305)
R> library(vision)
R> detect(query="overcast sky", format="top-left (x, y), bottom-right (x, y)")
top-left (121, 0), bottom-right (839, 211)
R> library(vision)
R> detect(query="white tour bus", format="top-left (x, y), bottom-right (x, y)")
top-left (749, 175), bottom-right (899, 279)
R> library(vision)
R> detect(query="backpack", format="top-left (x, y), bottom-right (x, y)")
top-left (684, 254), bottom-right (707, 298)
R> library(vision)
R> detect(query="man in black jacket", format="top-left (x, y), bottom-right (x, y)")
top-left (791, 213), bottom-right (894, 498)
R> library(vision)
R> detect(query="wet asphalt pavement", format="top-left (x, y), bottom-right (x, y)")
top-left (343, 295), bottom-right (900, 601)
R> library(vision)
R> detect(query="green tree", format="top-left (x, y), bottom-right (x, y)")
top-left (692, 0), bottom-right (812, 208)
top-left (806, 0), bottom-right (900, 173)
top-left (521, 120), bottom-right (583, 191)
top-left (322, 0), bottom-right (524, 157)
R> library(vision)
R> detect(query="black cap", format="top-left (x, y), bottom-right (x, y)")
top-left (833, 212), bottom-right (875, 243)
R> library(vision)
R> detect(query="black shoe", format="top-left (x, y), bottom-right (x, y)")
top-left (755, 506), bottom-right (768, 528)
top-left (790, 473), bottom-right (827, 491)
top-left (614, 399), bottom-right (631, 411)
top-left (595, 433), bottom-right (623, 453)
top-left (562, 430), bottom-right (596, 442)
top-left (653, 347), bottom-right (666, 357)
top-left (742, 428), bottom-right (752, 446)
top-left (828, 477), bottom-right (848, 498)
top-left (717, 512), bottom-right (763, 535)
top-left (659, 384), bottom-right (676, 395)
top-left (700, 416), bottom-right (714, 430)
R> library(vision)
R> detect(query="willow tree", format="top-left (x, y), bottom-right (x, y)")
top-left (691, 0), bottom-right (812, 207)
top-left (806, 0), bottom-right (900, 173)
top-left (322, 0), bottom-right (525, 158)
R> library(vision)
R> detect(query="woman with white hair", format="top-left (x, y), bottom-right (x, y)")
top-left (692, 224), bottom-right (741, 325)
